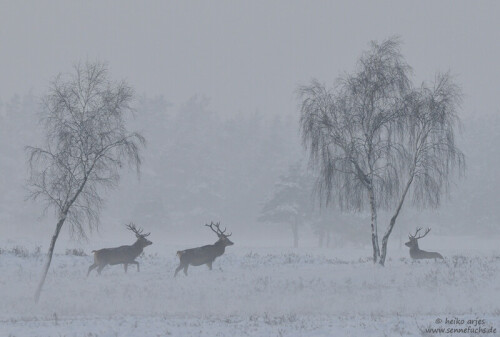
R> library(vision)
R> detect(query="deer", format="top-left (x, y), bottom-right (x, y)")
top-left (174, 222), bottom-right (233, 277)
top-left (405, 227), bottom-right (443, 260)
top-left (87, 223), bottom-right (152, 276)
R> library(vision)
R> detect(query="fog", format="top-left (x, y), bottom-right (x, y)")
top-left (1, 1), bottom-right (500, 336)
top-left (1, 0), bottom-right (499, 244)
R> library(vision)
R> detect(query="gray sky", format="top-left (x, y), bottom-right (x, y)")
top-left (1, 1), bottom-right (500, 118)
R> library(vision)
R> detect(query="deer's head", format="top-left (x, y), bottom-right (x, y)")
top-left (206, 221), bottom-right (234, 247)
top-left (405, 227), bottom-right (430, 249)
top-left (127, 223), bottom-right (153, 247)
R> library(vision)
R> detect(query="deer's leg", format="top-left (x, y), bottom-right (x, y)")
top-left (97, 264), bottom-right (105, 275)
top-left (183, 264), bottom-right (188, 276)
top-left (124, 264), bottom-right (128, 273)
top-left (131, 261), bottom-right (140, 272)
top-left (87, 263), bottom-right (97, 277)
top-left (206, 261), bottom-right (213, 270)
top-left (174, 263), bottom-right (184, 277)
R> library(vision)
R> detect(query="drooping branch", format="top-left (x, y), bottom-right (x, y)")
top-left (298, 38), bottom-right (464, 265)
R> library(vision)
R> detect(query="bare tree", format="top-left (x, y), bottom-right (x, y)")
top-left (299, 37), bottom-right (411, 263)
top-left (299, 38), bottom-right (464, 265)
top-left (378, 73), bottom-right (464, 265)
top-left (27, 61), bottom-right (145, 302)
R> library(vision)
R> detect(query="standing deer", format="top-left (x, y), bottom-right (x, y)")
top-left (87, 223), bottom-right (152, 276)
top-left (174, 222), bottom-right (233, 277)
top-left (405, 227), bottom-right (443, 260)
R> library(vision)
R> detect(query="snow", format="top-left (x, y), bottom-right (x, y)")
top-left (1, 241), bottom-right (500, 336)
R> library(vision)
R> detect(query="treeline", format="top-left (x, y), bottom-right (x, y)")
top-left (105, 94), bottom-right (303, 231)
top-left (1, 91), bottom-right (498, 246)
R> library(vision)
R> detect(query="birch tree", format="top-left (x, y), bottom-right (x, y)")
top-left (299, 38), bottom-right (464, 264)
top-left (299, 38), bottom-right (410, 263)
top-left (27, 61), bottom-right (145, 302)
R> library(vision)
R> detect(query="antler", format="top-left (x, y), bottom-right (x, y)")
top-left (205, 221), bottom-right (232, 237)
top-left (126, 223), bottom-right (150, 238)
top-left (409, 227), bottom-right (431, 240)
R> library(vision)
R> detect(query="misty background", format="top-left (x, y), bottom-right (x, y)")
top-left (1, 1), bottom-right (499, 250)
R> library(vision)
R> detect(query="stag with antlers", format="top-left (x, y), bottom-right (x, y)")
top-left (174, 222), bottom-right (234, 277)
top-left (405, 227), bottom-right (443, 260)
top-left (87, 223), bottom-right (152, 276)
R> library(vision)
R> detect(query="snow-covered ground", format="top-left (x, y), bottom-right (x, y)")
top-left (1, 240), bottom-right (500, 336)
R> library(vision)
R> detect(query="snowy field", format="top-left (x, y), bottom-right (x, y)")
top-left (1, 239), bottom-right (500, 337)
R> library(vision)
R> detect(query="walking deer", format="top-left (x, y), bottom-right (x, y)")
top-left (405, 227), bottom-right (443, 260)
top-left (174, 222), bottom-right (233, 277)
top-left (87, 223), bottom-right (152, 276)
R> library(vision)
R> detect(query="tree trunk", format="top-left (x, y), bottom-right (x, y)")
top-left (368, 187), bottom-right (380, 263)
top-left (291, 221), bottom-right (299, 248)
top-left (34, 161), bottom-right (91, 302)
top-left (379, 176), bottom-right (413, 266)
top-left (34, 214), bottom-right (66, 303)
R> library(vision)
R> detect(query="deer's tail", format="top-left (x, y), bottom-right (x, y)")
top-left (91, 250), bottom-right (98, 263)
top-left (176, 250), bottom-right (184, 258)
